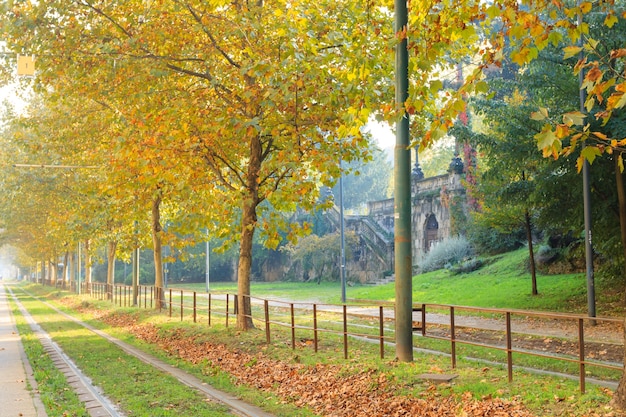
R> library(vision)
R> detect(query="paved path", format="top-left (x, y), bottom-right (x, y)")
top-left (0, 282), bottom-right (47, 417)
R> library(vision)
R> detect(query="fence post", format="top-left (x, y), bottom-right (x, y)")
top-left (343, 305), bottom-right (348, 359)
top-left (379, 306), bottom-right (385, 359)
top-left (226, 294), bottom-right (229, 328)
top-left (506, 312), bottom-right (513, 382)
top-left (450, 306), bottom-right (456, 368)
top-left (208, 293), bottom-right (211, 326)
top-left (193, 292), bottom-right (197, 323)
top-left (313, 304), bottom-right (318, 353)
top-left (264, 300), bottom-right (270, 344)
top-left (169, 289), bottom-right (172, 317)
top-left (291, 303), bottom-right (296, 350)
top-left (579, 318), bottom-right (586, 393)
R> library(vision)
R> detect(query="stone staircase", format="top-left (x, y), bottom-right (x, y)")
top-left (364, 274), bottom-right (395, 286)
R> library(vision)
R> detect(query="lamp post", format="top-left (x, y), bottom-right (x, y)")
top-left (578, 11), bottom-right (595, 321)
top-left (205, 229), bottom-right (210, 293)
top-left (394, 0), bottom-right (414, 362)
top-left (77, 242), bottom-right (82, 295)
top-left (132, 247), bottom-right (139, 306)
top-left (339, 159), bottom-right (346, 304)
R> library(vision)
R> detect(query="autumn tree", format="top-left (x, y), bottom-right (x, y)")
top-left (2, 0), bottom-right (394, 328)
top-left (401, 0), bottom-right (626, 406)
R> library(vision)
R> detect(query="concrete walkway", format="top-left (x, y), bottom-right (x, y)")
top-left (0, 281), bottom-right (47, 417)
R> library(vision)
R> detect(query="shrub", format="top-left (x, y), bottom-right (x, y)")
top-left (449, 258), bottom-right (484, 275)
top-left (466, 224), bottom-right (524, 255)
top-left (420, 236), bottom-right (474, 272)
top-left (535, 244), bottom-right (559, 265)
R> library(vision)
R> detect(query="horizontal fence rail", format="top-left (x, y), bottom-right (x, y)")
top-left (82, 283), bottom-right (623, 393)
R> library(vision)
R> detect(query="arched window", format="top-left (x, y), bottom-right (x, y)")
top-left (424, 214), bottom-right (439, 252)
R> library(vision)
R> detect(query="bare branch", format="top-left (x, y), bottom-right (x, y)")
top-left (178, 1), bottom-right (242, 69)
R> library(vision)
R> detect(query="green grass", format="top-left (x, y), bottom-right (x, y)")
top-left (8, 297), bottom-right (91, 417)
top-left (175, 249), bottom-right (606, 315)
top-left (12, 291), bottom-right (238, 417)
top-left (13, 283), bottom-right (619, 417)
top-left (351, 249), bottom-right (591, 312)
top-left (15, 248), bottom-right (622, 416)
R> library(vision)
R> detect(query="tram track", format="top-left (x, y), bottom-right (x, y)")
top-left (9, 286), bottom-right (275, 417)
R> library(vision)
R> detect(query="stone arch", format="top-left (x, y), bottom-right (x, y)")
top-left (424, 213), bottom-right (439, 253)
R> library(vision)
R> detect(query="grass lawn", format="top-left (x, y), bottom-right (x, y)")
top-left (175, 248), bottom-right (614, 315)
top-left (14, 284), bottom-right (619, 417)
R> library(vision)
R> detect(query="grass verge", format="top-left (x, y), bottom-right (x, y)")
top-left (11, 289), bottom-right (242, 417)
top-left (8, 294), bottom-right (91, 417)
top-left (16, 283), bottom-right (619, 417)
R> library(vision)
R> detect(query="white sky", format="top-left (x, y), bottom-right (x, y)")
top-left (365, 119), bottom-right (395, 149)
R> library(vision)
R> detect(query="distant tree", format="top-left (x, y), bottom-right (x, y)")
top-left (283, 232), bottom-right (359, 283)
top-left (332, 146), bottom-right (392, 212)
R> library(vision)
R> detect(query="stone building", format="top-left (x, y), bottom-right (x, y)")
top-left (339, 157), bottom-right (466, 283)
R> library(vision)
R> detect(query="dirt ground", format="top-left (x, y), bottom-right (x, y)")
top-left (421, 317), bottom-right (624, 364)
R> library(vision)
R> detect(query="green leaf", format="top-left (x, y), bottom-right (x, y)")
top-left (535, 126), bottom-right (558, 150)
top-left (429, 80), bottom-right (443, 94)
top-left (581, 145), bottom-right (602, 165)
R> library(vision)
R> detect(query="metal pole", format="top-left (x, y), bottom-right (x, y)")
top-left (394, 0), bottom-right (413, 362)
top-left (77, 242), bottom-right (81, 295)
top-left (339, 161), bottom-right (346, 303)
top-left (578, 11), bottom-right (595, 320)
top-left (132, 248), bottom-right (139, 306)
top-left (205, 231), bottom-right (210, 293)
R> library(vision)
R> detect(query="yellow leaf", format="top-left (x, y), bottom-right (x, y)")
top-left (563, 45), bottom-right (582, 59)
top-left (562, 111), bottom-right (585, 126)
top-left (604, 13), bottom-right (617, 28)
top-left (530, 107), bottom-right (549, 121)
top-left (592, 131), bottom-right (608, 141)
top-left (535, 125), bottom-right (558, 150)
top-left (555, 124), bottom-right (570, 138)
top-left (512, 48), bottom-right (529, 66)
top-left (579, 1), bottom-right (592, 14)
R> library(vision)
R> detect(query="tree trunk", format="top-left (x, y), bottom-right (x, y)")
top-left (237, 134), bottom-right (262, 330)
top-left (49, 260), bottom-right (57, 286)
top-left (151, 193), bottom-right (165, 309)
top-left (611, 155), bottom-right (626, 409)
top-left (84, 240), bottom-right (92, 293)
top-left (69, 251), bottom-right (76, 291)
top-left (524, 209), bottom-right (538, 295)
top-left (237, 201), bottom-right (256, 330)
top-left (62, 252), bottom-right (69, 289)
top-left (107, 241), bottom-right (117, 300)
